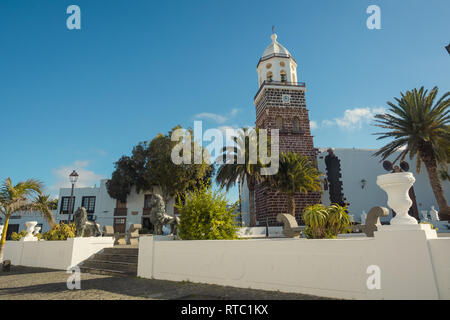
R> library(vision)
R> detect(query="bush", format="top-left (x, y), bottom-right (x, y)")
top-left (43, 223), bottom-right (76, 241)
top-left (10, 230), bottom-right (27, 241)
top-left (11, 230), bottom-right (43, 241)
top-left (302, 204), bottom-right (352, 239)
top-left (175, 184), bottom-right (238, 240)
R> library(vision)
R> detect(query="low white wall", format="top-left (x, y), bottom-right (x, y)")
top-left (237, 226), bottom-right (283, 238)
top-left (138, 225), bottom-right (450, 300)
top-left (4, 237), bottom-right (114, 270)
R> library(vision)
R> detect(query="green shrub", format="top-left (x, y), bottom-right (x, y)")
top-left (176, 184), bottom-right (238, 240)
top-left (302, 204), bottom-right (352, 239)
top-left (43, 223), bottom-right (76, 241)
top-left (10, 230), bottom-right (43, 241)
top-left (10, 230), bottom-right (27, 241)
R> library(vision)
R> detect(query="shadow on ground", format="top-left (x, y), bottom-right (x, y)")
top-left (0, 266), bottom-right (330, 300)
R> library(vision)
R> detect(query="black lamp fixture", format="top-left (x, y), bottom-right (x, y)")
top-left (69, 170), bottom-right (79, 184)
top-left (446, 43), bottom-right (450, 55)
top-left (360, 179), bottom-right (367, 189)
top-left (68, 170), bottom-right (79, 223)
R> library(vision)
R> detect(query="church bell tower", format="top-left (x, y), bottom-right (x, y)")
top-left (254, 33), bottom-right (321, 225)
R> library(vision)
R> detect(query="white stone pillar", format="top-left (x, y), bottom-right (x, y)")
top-left (21, 221), bottom-right (38, 241)
top-left (376, 172), bottom-right (418, 226)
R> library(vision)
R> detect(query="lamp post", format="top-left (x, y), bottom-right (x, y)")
top-left (68, 170), bottom-right (79, 223)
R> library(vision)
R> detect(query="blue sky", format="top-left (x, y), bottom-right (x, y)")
top-left (0, 0), bottom-right (449, 201)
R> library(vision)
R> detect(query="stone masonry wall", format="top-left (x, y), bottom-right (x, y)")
top-left (254, 86), bottom-right (321, 225)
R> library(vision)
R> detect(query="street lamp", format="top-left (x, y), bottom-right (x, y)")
top-left (446, 44), bottom-right (450, 55)
top-left (68, 170), bottom-right (79, 223)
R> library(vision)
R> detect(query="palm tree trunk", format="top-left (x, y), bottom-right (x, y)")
top-left (287, 194), bottom-right (296, 217)
top-left (0, 214), bottom-right (11, 263)
top-left (422, 153), bottom-right (450, 220)
top-left (247, 181), bottom-right (256, 227)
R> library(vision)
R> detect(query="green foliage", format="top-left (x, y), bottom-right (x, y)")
top-left (48, 198), bottom-right (58, 210)
top-left (176, 183), bottom-right (238, 240)
top-left (302, 204), bottom-right (352, 239)
top-left (373, 86), bottom-right (450, 217)
top-left (10, 230), bottom-right (27, 241)
top-left (43, 223), bottom-right (76, 241)
top-left (373, 87), bottom-right (450, 168)
top-left (265, 152), bottom-right (322, 216)
top-left (10, 230), bottom-right (43, 241)
top-left (216, 128), bottom-right (269, 226)
top-left (107, 126), bottom-right (214, 203)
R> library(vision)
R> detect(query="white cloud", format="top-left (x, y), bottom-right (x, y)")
top-left (194, 112), bottom-right (228, 124)
top-left (310, 121), bottom-right (318, 130)
top-left (48, 160), bottom-right (106, 196)
top-left (193, 108), bottom-right (241, 124)
top-left (321, 119), bottom-right (335, 127)
top-left (319, 107), bottom-right (385, 130)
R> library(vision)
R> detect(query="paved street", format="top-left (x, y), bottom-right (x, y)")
top-left (0, 266), bottom-right (328, 300)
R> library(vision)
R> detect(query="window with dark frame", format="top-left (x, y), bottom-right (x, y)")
top-left (81, 196), bottom-right (96, 213)
top-left (60, 196), bottom-right (74, 214)
top-left (144, 194), bottom-right (152, 209)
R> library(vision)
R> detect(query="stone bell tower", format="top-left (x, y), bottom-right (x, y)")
top-left (254, 33), bottom-right (321, 225)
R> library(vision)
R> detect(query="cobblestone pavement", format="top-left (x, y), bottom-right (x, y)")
top-left (0, 266), bottom-right (330, 300)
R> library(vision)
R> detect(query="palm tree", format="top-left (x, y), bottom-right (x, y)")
top-left (0, 178), bottom-right (48, 262)
top-left (31, 195), bottom-right (57, 228)
top-left (266, 152), bottom-right (322, 217)
top-left (216, 128), bottom-right (265, 227)
top-left (374, 86), bottom-right (450, 219)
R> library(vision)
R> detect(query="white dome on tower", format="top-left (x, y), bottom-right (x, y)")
top-left (256, 33), bottom-right (299, 88)
top-left (261, 33), bottom-right (291, 58)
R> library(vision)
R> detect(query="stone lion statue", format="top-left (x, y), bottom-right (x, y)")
top-left (73, 207), bottom-right (102, 237)
top-left (149, 194), bottom-right (180, 235)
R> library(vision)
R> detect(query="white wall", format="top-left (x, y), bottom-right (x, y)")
top-left (138, 225), bottom-right (450, 300)
top-left (237, 148), bottom-right (450, 227)
top-left (4, 237), bottom-right (114, 270)
top-left (317, 149), bottom-right (450, 223)
top-left (3, 210), bottom-right (57, 235)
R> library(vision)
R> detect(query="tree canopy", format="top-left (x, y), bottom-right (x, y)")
top-left (106, 126), bottom-right (214, 203)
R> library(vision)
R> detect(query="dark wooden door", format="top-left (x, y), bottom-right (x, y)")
top-left (114, 217), bottom-right (126, 233)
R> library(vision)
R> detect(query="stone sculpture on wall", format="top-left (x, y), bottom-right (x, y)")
top-left (74, 207), bottom-right (102, 237)
top-left (149, 194), bottom-right (179, 235)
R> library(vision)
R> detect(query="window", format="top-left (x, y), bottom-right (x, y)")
top-left (82, 196), bottom-right (96, 213)
top-left (60, 196), bottom-right (74, 214)
top-left (280, 70), bottom-right (287, 82)
top-left (293, 117), bottom-right (300, 132)
top-left (144, 194), bottom-right (153, 209)
top-left (266, 71), bottom-right (273, 82)
top-left (275, 116), bottom-right (283, 129)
